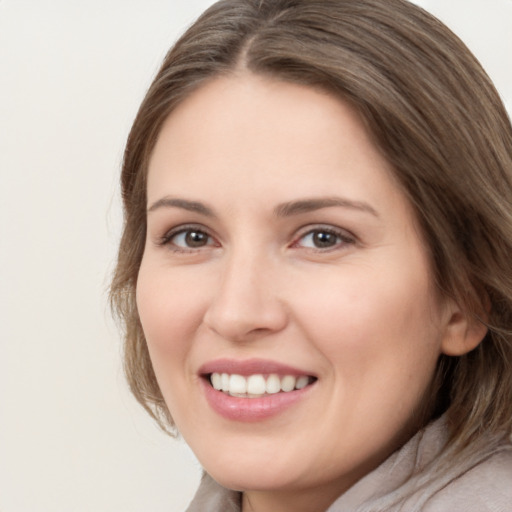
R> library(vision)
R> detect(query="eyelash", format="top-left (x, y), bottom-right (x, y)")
top-left (292, 226), bottom-right (356, 251)
top-left (157, 224), bottom-right (356, 253)
top-left (158, 224), bottom-right (217, 252)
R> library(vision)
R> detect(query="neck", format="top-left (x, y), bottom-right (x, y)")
top-left (239, 425), bottom-right (419, 512)
top-left (241, 483), bottom-right (346, 512)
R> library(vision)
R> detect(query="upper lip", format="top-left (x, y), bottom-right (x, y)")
top-left (199, 358), bottom-right (316, 378)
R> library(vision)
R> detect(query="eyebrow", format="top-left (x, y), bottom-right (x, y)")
top-left (147, 197), bottom-right (216, 217)
top-left (274, 197), bottom-right (379, 218)
top-left (147, 195), bottom-right (379, 218)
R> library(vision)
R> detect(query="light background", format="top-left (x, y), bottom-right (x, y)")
top-left (0, 1), bottom-right (510, 511)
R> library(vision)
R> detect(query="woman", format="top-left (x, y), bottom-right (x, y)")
top-left (110, 0), bottom-right (512, 510)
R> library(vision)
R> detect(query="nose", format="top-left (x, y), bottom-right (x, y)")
top-left (203, 250), bottom-right (288, 342)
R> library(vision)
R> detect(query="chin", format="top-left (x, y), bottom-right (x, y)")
top-left (191, 439), bottom-right (304, 492)
top-left (206, 463), bottom-right (302, 493)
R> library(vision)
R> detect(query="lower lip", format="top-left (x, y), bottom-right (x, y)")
top-left (201, 378), bottom-right (314, 422)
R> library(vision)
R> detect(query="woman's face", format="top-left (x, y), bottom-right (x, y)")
top-left (137, 74), bottom-right (459, 505)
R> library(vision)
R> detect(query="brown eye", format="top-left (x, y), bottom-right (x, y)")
top-left (184, 230), bottom-right (209, 247)
top-left (296, 227), bottom-right (354, 250)
top-left (166, 228), bottom-right (214, 249)
top-left (311, 231), bottom-right (339, 248)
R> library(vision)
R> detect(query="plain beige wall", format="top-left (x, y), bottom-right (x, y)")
top-left (0, 1), bottom-right (510, 511)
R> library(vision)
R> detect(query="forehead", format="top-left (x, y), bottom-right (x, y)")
top-left (146, 73), bottom-right (406, 218)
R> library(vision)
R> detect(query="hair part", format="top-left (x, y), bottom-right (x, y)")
top-left (111, 0), bottom-right (512, 453)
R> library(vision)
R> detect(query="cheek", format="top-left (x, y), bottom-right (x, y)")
top-left (293, 265), bottom-right (443, 392)
top-left (136, 263), bottom-right (207, 370)
top-left (135, 263), bottom-right (214, 427)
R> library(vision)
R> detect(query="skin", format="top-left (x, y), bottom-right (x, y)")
top-left (136, 73), bottom-right (482, 512)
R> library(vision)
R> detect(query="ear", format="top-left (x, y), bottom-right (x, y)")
top-left (440, 300), bottom-right (488, 356)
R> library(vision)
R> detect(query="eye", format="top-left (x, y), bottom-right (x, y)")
top-left (160, 226), bottom-right (217, 251)
top-left (294, 227), bottom-right (354, 250)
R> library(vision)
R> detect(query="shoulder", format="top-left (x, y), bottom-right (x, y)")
top-left (423, 443), bottom-right (512, 512)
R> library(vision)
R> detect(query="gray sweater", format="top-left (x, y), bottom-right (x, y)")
top-left (186, 416), bottom-right (512, 511)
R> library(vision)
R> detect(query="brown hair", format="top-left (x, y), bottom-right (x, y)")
top-left (111, 0), bottom-right (512, 453)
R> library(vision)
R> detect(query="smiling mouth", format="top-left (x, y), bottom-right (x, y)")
top-left (206, 373), bottom-right (317, 398)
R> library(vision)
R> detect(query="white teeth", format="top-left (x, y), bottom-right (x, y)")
top-left (281, 375), bottom-right (296, 392)
top-left (209, 372), bottom-right (312, 397)
top-left (229, 374), bottom-right (247, 394)
top-left (296, 376), bottom-right (309, 390)
top-left (211, 373), bottom-right (222, 390)
top-left (247, 374), bottom-right (266, 395)
top-left (221, 373), bottom-right (230, 391)
top-left (265, 374), bottom-right (281, 394)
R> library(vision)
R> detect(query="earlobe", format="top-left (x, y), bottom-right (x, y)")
top-left (440, 304), bottom-right (488, 356)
